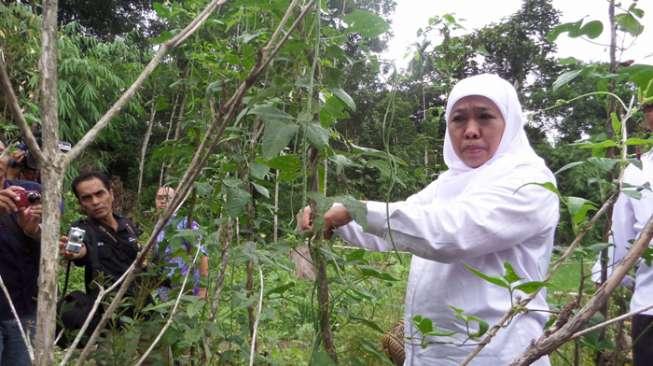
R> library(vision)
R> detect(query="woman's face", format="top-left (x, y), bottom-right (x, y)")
top-left (448, 95), bottom-right (506, 168)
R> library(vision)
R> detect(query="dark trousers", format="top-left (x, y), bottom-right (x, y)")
top-left (0, 314), bottom-right (34, 366)
top-left (632, 314), bottom-right (653, 366)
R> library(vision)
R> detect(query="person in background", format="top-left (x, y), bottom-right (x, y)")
top-left (153, 186), bottom-right (209, 300)
top-left (591, 102), bottom-right (653, 366)
top-left (0, 182), bottom-right (41, 365)
top-left (297, 74), bottom-right (559, 365)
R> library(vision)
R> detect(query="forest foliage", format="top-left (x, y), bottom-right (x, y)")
top-left (1, 0), bottom-right (653, 364)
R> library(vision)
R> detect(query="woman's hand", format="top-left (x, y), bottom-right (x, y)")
top-left (296, 203), bottom-right (353, 239)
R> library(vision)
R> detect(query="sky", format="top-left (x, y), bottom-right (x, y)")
top-left (383, 0), bottom-right (653, 69)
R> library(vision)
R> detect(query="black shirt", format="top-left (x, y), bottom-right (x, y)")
top-left (72, 215), bottom-right (140, 294)
top-left (0, 214), bottom-right (40, 321)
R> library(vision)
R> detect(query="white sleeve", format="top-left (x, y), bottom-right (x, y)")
top-left (333, 182), bottom-right (439, 252)
top-left (363, 173), bottom-right (559, 263)
top-left (591, 192), bottom-right (637, 284)
top-left (333, 221), bottom-right (395, 252)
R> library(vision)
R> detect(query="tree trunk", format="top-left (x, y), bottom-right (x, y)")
top-left (34, 1), bottom-right (61, 364)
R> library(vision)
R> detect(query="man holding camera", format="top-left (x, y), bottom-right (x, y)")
top-left (59, 171), bottom-right (141, 297)
top-left (0, 183), bottom-right (42, 365)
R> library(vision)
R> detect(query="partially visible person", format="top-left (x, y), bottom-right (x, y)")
top-left (298, 74), bottom-right (559, 365)
top-left (591, 102), bottom-right (653, 366)
top-left (0, 183), bottom-right (42, 365)
top-left (153, 186), bottom-right (209, 300)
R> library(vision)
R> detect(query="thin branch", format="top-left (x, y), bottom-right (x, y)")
top-left (248, 265), bottom-right (264, 366)
top-left (137, 98), bottom-right (157, 201)
top-left (511, 213), bottom-right (653, 365)
top-left (0, 274), bottom-right (34, 361)
top-left (570, 302), bottom-right (653, 341)
top-left (0, 52), bottom-right (44, 164)
top-left (210, 217), bottom-right (232, 320)
top-left (64, 0), bottom-right (228, 165)
top-left (134, 244), bottom-right (201, 366)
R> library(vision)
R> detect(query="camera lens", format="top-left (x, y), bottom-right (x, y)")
top-left (27, 191), bottom-right (41, 203)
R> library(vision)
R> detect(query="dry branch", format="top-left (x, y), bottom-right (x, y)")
top-left (511, 213), bottom-right (653, 365)
top-left (248, 265), bottom-right (264, 366)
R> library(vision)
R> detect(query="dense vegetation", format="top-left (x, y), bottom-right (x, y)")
top-left (1, 0), bottom-right (652, 364)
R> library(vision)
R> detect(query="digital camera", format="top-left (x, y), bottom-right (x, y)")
top-left (15, 190), bottom-right (41, 208)
top-left (65, 227), bottom-right (85, 254)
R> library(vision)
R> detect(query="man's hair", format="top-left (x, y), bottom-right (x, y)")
top-left (71, 171), bottom-right (111, 198)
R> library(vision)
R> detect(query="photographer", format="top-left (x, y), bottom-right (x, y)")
top-left (0, 183), bottom-right (42, 365)
top-left (59, 172), bottom-right (149, 329)
top-left (59, 171), bottom-right (142, 302)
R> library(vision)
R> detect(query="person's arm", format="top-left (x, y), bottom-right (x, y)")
top-left (361, 168), bottom-right (559, 263)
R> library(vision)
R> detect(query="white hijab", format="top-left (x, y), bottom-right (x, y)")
top-left (437, 74), bottom-right (554, 197)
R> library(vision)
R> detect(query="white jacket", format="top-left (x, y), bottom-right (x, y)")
top-left (335, 74), bottom-right (559, 365)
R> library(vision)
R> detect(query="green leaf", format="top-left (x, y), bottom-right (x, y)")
top-left (503, 262), bottom-right (521, 284)
top-left (359, 266), bottom-right (398, 282)
top-left (579, 20), bottom-right (603, 39)
top-left (251, 182), bottom-right (270, 198)
top-left (464, 264), bottom-right (510, 289)
top-left (264, 154), bottom-right (301, 182)
top-left (565, 196), bottom-right (597, 229)
top-left (554, 161), bottom-right (584, 175)
top-left (586, 157), bottom-right (619, 172)
top-left (305, 123), bottom-right (330, 150)
top-left (553, 69), bottom-right (583, 91)
top-left (625, 137), bottom-right (653, 146)
top-left (622, 182), bottom-right (651, 200)
top-left (248, 104), bottom-right (294, 123)
top-left (342, 10), bottom-right (390, 38)
top-left (266, 282), bottom-right (295, 297)
top-left (329, 154), bottom-right (358, 175)
top-left (412, 315), bottom-right (433, 334)
top-left (331, 88), bottom-right (356, 111)
top-left (249, 162), bottom-right (270, 180)
top-left (546, 21), bottom-right (582, 42)
top-left (619, 64), bottom-right (653, 92)
top-left (616, 13), bottom-right (644, 36)
top-left (610, 112), bottom-right (621, 137)
top-left (351, 316), bottom-right (384, 333)
top-left (261, 119), bottom-right (299, 159)
top-left (514, 281), bottom-right (546, 294)
top-left (223, 180), bottom-right (251, 217)
top-left (515, 182), bottom-right (560, 197)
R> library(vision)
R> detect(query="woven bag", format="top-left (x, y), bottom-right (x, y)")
top-left (381, 320), bottom-right (405, 365)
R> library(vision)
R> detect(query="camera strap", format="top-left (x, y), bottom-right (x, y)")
top-left (61, 260), bottom-right (72, 299)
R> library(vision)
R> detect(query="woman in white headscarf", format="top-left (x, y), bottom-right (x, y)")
top-left (298, 74), bottom-right (559, 365)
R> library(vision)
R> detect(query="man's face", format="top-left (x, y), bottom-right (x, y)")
top-left (448, 95), bottom-right (506, 168)
top-left (76, 178), bottom-right (114, 220)
top-left (155, 187), bottom-right (175, 211)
